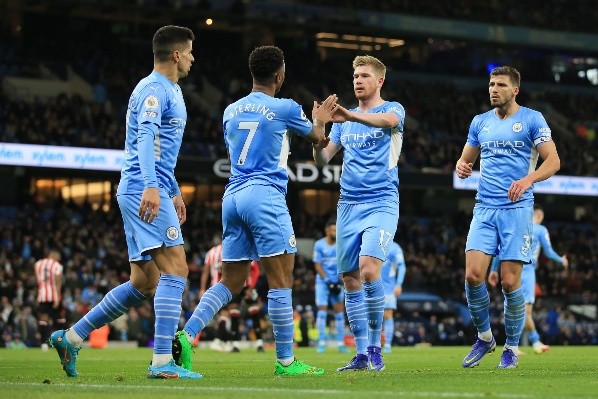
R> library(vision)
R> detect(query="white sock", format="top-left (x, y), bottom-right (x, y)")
top-left (66, 329), bottom-right (84, 347)
top-left (478, 329), bottom-right (493, 342)
top-left (277, 357), bottom-right (294, 366)
top-left (505, 344), bottom-right (518, 352)
top-left (151, 354), bottom-right (173, 367)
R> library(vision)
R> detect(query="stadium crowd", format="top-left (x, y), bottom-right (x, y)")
top-left (0, 196), bottom-right (595, 348)
top-left (0, 2), bottom-right (596, 350)
top-left (1, 21), bottom-right (596, 176)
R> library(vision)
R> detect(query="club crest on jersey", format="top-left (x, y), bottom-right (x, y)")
top-left (512, 122), bottom-right (523, 133)
top-left (289, 234), bottom-right (296, 248)
top-left (166, 226), bottom-right (179, 241)
top-left (144, 95), bottom-right (159, 110)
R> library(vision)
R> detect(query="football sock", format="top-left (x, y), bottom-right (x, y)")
top-left (383, 318), bottom-right (394, 347)
top-left (465, 282), bottom-right (491, 339)
top-left (71, 281), bottom-right (147, 345)
top-left (184, 282), bottom-right (232, 338)
top-left (335, 311), bottom-right (346, 344)
top-left (504, 287), bottom-right (525, 347)
top-left (316, 310), bottom-right (327, 342)
top-left (364, 279), bottom-right (385, 348)
top-left (345, 289), bottom-right (367, 355)
top-left (268, 288), bottom-right (294, 361)
top-left (153, 275), bottom-right (186, 365)
top-left (528, 329), bottom-right (541, 345)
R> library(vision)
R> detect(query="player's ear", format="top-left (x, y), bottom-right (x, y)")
top-left (173, 50), bottom-right (180, 62)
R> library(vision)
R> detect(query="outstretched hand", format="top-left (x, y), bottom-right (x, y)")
top-left (312, 94), bottom-right (338, 125)
top-left (330, 104), bottom-right (353, 123)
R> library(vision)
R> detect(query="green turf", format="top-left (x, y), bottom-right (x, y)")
top-left (1, 346), bottom-right (597, 399)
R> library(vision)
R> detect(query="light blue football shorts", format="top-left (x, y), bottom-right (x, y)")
top-left (221, 184), bottom-right (297, 261)
top-left (384, 294), bottom-right (397, 310)
top-left (117, 192), bottom-right (184, 261)
top-left (336, 201), bottom-right (399, 274)
top-left (465, 205), bottom-right (533, 264)
top-left (520, 264), bottom-right (536, 304)
top-left (315, 280), bottom-right (344, 307)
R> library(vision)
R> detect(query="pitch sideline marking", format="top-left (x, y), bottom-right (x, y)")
top-left (1, 381), bottom-right (541, 399)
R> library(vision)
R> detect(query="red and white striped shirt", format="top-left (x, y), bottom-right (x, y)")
top-left (205, 244), bottom-right (223, 287)
top-left (34, 258), bottom-right (63, 303)
top-left (204, 245), bottom-right (260, 288)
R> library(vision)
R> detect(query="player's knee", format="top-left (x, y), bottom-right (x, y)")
top-left (465, 269), bottom-right (485, 285)
top-left (341, 275), bottom-right (359, 291)
top-left (500, 279), bottom-right (518, 292)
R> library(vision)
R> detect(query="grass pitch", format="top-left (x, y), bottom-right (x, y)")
top-left (1, 346), bottom-right (597, 399)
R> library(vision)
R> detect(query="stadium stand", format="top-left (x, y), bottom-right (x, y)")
top-left (0, 0), bottom-right (596, 348)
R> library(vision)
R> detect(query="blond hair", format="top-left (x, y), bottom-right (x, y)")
top-left (353, 55), bottom-right (386, 78)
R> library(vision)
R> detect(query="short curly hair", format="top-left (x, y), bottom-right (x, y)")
top-left (249, 46), bottom-right (284, 82)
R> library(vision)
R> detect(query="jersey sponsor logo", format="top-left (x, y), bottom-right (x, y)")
top-left (166, 226), bottom-right (179, 241)
top-left (340, 130), bottom-right (384, 148)
top-left (144, 95), bottom-right (159, 109)
top-left (512, 122), bottom-right (523, 132)
top-left (289, 234), bottom-right (296, 248)
top-left (480, 140), bottom-right (525, 154)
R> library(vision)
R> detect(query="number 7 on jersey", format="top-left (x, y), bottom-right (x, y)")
top-left (237, 121), bottom-right (260, 165)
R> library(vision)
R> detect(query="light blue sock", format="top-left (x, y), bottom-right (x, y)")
top-left (268, 288), bottom-right (294, 361)
top-left (364, 279), bottom-right (385, 348)
top-left (345, 289), bottom-right (368, 355)
top-left (383, 318), bottom-right (394, 346)
top-left (73, 281), bottom-right (146, 340)
top-left (316, 310), bottom-right (327, 342)
top-left (153, 274), bottom-right (186, 355)
top-left (465, 282), bottom-right (491, 335)
top-left (334, 311), bottom-right (346, 344)
top-left (184, 282), bottom-right (232, 338)
top-left (528, 329), bottom-right (541, 345)
top-left (504, 287), bottom-right (525, 347)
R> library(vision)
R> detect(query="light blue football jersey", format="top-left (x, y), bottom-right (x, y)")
top-left (467, 106), bottom-right (552, 208)
top-left (222, 92), bottom-right (312, 196)
top-left (531, 224), bottom-right (563, 268)
top-left (381, 242), bottom-right (406, 295)
top-left (312, 238), bottom-right (339, 284)
top-left (329, 101), bottom-right (405, 204)
top-left (117, 71), bottom-right (186, 196)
